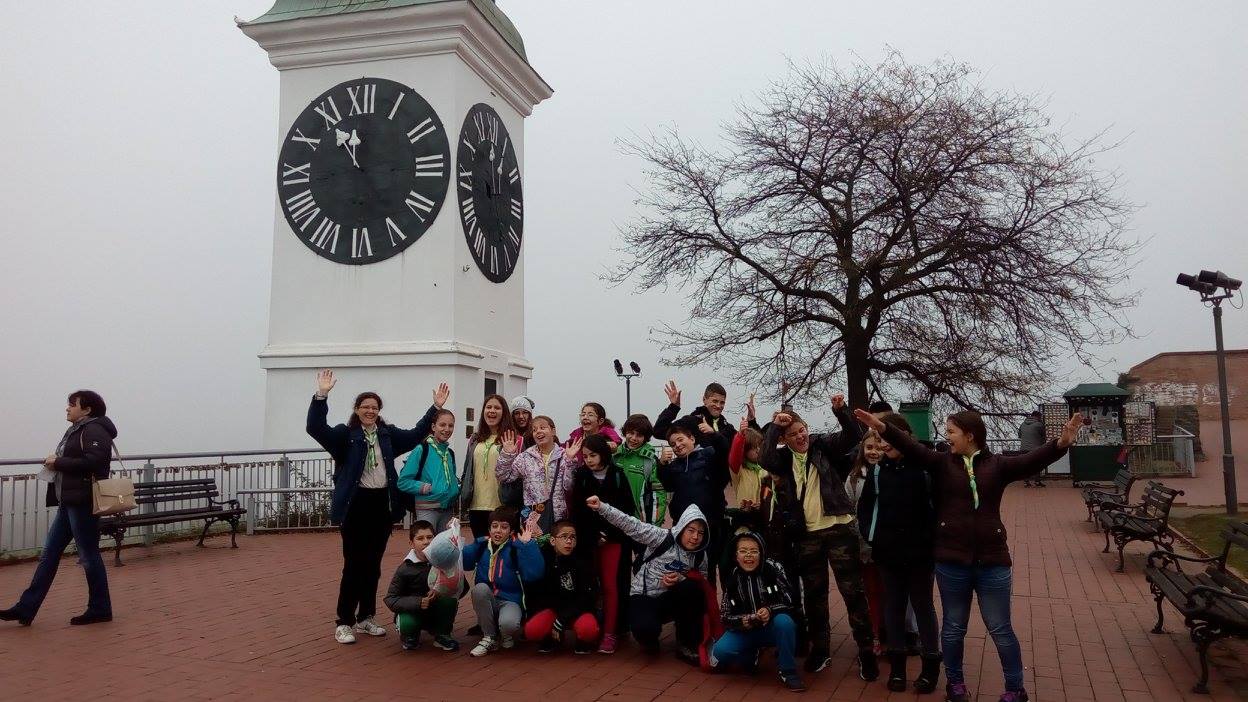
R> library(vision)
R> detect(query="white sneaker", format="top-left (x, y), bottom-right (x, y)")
top-left (470, 636), bottom-right (498, 657)
top-left (353, 617), bottom-right (386, 637)
top-left (500, 635), bottom-right (516, 649)
top-left (335, 624), bottom-right (356, 644)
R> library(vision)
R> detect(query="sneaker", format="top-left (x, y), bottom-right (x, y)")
top-left (500, 634), bottom-right (516, 649)
top-left (470, 636), bottom-right (498, 657)
top-left (335, 624), bottom-right (357, 644)
top-left (574, 641), bottom-right (594, 655)
top-left (353, 617), bottom-right (386, 637)
top-left (804, 652), bottom-right (830, 674)
top-left (946, 682), bottom-right (970, 702)
top-left (886, 652), bottom-right (907, 692)
top-left (598, 633), bottom-right (618, 654)
top-left (915, 653), bottom-right (942, 694)
top-left (538, 636), bottom-right (559, 654)
top-left (858, 648), bottom-right (880, 681)
top-left (401, 634), bottom-right (420, 650)
top-left (779, 671), bottom-right (807, 692)
top-left (676, 645), bottom-right (700, 666)
top-left (999, 691), bottom-right (1029, 702)
top-left (432, 635), bottom-right (459, 652)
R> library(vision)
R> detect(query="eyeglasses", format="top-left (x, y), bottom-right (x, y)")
top-left (736, 549), bottom-right (760, 557)
top-left (554, 533), bottom-right (577, 542)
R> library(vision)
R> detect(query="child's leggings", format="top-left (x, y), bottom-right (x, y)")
top-left (523, 608), bottom-right (600, 643)
top-left (396, 596), bottom-right (457, 637)
top-left (598, 541), bottom-right (623, 635)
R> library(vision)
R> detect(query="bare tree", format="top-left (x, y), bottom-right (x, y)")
top-left (614, 53), bottom-right (1137, 411)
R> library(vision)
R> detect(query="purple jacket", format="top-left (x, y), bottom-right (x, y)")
top-left (496, 443), bottom-right (581, 520)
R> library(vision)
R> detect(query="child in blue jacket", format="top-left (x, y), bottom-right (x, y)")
top-left (397, 409), bottom-right (459, 530)
top-left (463, 506), bottom-right (544, 657)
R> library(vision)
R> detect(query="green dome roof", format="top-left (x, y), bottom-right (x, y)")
top-left (245, 0), bottom-right (527, 61)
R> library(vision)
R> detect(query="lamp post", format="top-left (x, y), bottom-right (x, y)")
top-left (614, 360), bottom-right (642, 416)
top-left (1177, 270), bottom-right (1242, 515)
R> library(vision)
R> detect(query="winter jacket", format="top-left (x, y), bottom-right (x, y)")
top-left (569, 464), bottom-right (638, 551)
top-left (397, 439), bottom-right (459, 510)
top-left (1017, 417), bottom-right (1046, 452)
top-left (727, 431), bottom-right (769, 507)
top-left (879, 422), bottom-right (1067, 567)
top-left (761, 406), bottom-right (862, 530)
top-left (383, 549), bottom-right (467, 615)
top-left (47, 416), bottom-right (117, 508)
top-left (653, 404), bottom-right (739, 447)
top-left (719, 531), bottom-right (797, 631)
top-left (854, 456), bottom-right (935, 567)
top-left (462, 536), bottom-right (545, 607)
top-left (596, 502), bottom-right (709, 597)
top-left (615, 442), bottom-right (668, 525)
top-left (658, 432), bottom-right (730, 521)
top-left (530, 542), bottom-right (599, 627)
top-left (495, 443), bottom-right (580, 520)
top-left (306, 396), bottom-right (438, 525)
top-left (566, 425), bottom-right (623, 447)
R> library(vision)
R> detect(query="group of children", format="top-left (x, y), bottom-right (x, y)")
top-left (364, 376), bottom-right (1073, 702)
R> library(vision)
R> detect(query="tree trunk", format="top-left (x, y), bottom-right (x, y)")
top-left (843, 333), bottom-right (871, 410)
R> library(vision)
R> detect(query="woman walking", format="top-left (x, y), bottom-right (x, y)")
top-left (306, 369), bottom-right (450, 645)
top-left (854, 408), bottom-right (1082, 702)
top-left (1, 390), bottom-right (115, 626)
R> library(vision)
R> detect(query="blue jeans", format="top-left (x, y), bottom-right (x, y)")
top-left (711, 612), bottom-right (798, 674)
top-left (15, 504), bottom-right (112, 619)
top-left (935, 563), bottom-right (1022, 691)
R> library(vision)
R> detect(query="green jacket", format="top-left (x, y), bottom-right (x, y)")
top-left (615, 442), bottom-right (668, 526)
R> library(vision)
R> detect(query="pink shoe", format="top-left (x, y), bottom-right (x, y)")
top-left (598, 633), bottom-right (618, 654)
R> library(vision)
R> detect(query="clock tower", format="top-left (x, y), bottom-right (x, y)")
top-left (239, 1), bottom-right (551, 451)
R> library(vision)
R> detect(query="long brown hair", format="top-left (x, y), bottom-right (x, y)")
top-left (849, 429), bottom-right (882, 491)
top-left (473, 394), bottom-right (514, 443)
top-left (347, 392), bottom-right (385, 429)
top-left (947, 411), bottom-right (987, 451)
top-left (581, 402), bottom-right (616, 430)
top-left (531, 415), bottom-right (560, 445)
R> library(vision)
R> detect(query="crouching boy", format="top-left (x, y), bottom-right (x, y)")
top-left (383, 520), bottom-right (462, 652)
top-left (711, 531), bottom-right (806, 692)
top-left (462, 507), bottom-right (543, 657)
top-left (524, 520), bottom-right (601, 654)
top-left (585, 496), bottom-right (710, 665)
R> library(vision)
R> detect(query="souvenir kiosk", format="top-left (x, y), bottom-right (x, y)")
top-left (1063, 383), bottom-right (1131, 485)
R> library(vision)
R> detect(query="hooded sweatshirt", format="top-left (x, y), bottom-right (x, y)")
top-left (719, 531), bottom-right (797, 631)
top-left (49, 415), bottom-right (118, 508)
top-left (615, 441), bottom-right (668, 525)
top-left (462, 535), bottom-right (544, 607)
top-left (596, 502), bottom-right (709, 597)
top-left (397, 438), bottom-right (459, 509)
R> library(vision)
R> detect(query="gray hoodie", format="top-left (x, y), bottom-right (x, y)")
top-left (597, 502), bottom-right (709, 597)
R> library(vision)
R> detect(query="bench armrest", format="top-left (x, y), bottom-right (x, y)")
top-left (211, 498), bottom-right (242, 510)
top-left (1188, 585), bottom-right (1248, 610)
top-left (1086, 488), bottom-right (1122, 500)
top-left (1147, 549), bottom-right (1221, 571)
top-left (1098, 499), bottom-right (1135, 513)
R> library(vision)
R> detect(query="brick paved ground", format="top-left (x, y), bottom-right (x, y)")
top-left (0, 485), bottom-right (1244, 701)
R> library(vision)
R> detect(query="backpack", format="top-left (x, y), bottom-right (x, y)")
top-left (632, 530), bottom-right (706, 574)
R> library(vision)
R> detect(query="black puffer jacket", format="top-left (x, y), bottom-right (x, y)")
top-left (761, 407), bottom-right (862, 529)
top-left (854, 457), bottom-right (935, 566)
top-left (570, 464), bottom-right (637, 550)
top-left (530, 542), bottom-right (598, 627)
top-left (658, 432), bottom-right (730, 521)
top-left (720, 531), bottom-right (796, 631)
top-left (654, 404), bottom-right (738, 447)
top-left (47, 416), bottom-right (117, 508)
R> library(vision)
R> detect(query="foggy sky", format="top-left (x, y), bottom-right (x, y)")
top-left (1, 1), bottom-right (1243, 459)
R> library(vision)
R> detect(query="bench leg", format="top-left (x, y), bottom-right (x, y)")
top-left (112, 529), bottom-right (125, 567)
top-left (1157, 530), bottom-right (1176, 552)
top-left (1148, 582), bottom-right (1166, 634)
top-left (1191, 624), bottom-right (1214, 694)
top-left (228, 517), bottom-right (240, 549)
top-left (1102, 524), bottom-right (1112, 553)
top-left (196, 518), bottom-right (215, 547)
top-left (1113, 534), bottom-right (1128, 572)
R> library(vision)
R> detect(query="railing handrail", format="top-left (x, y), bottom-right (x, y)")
top-left (237, 487), bottom-right (332, 495)
top-left (0, 447), bottom-right (326, 468)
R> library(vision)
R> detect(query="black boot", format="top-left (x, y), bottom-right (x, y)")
top-left (915, 653), bottom-right (942, 694)
top-left (0, 607), bottom-right (32, 626)
top-left (857, 647), bottom-right (880, 681)
top-left (887, 652), bottom-right (907, 692)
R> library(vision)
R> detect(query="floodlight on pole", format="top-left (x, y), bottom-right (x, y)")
top-left (1176, 270), bottom-right (1240, 515)
top-left (614, 360), bottom-right (642, 416)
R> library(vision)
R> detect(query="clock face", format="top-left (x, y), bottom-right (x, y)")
top-left (456, 103), bottom-right (523, 283)
top-left (276, 78), bottom-right (450, 265)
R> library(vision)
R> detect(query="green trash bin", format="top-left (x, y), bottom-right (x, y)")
top-left (898, 401), bottom-right (932, 442)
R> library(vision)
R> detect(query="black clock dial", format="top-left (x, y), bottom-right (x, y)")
top-left (456, 103), bottom-right (522, 283)
top-left (276, 77), bottom-right (450, 265)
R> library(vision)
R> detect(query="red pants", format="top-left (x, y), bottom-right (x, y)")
top-left (597, 541), bottom-right (623, 635)
top-left (524, 608), bottom-right (600, 644)
top-left (863, 562), bottom-right (885, 642)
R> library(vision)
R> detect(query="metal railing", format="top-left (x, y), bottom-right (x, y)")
top-left (238, 487), bottom-right (334, 534)
top-left (1128, 428), bottom-right (1197, 477)
top-left (0, 449), bottom-right (331, 557)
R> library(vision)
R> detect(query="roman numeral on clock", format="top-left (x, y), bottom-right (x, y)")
top-left (386, 91), bottom-right (405, 120)
top-left (314, 96), bottom-right (342, 130)
top-left (310, 218), bottom-right (340, 253)
top-left (510, 198), bottom-right (523, 220)
top-left (508, 166), bottom-right (519, 184)
top-left (413, 153), bottom-right (444, 177)
top-left (347, 84), bottom-right (376, 115)
top-left (285, 190), bottom-right (320, 231)
top-left (405, 190), bottom-right (435, 222)
top-left (407, 117), bottom-right (437, 144)
top-left (461, 200), bottom-right (476, 229)
top-left (472, 226), bottom-right (485, 259)
top-left (508, 225), bottom-right (521, 249)
top-left (384, 217), bottom-right (406, 246)
top-left (291, 128), bottom-right (319, 151)
top-left (281, 162), bottom-right (311, 185)
top-left (351, 227), bottom-right (372, 259)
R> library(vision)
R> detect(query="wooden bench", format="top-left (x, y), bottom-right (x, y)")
top-left (1144, 521), bottom-right (1248, 693)
top-left (98, 478), bottom-right (246, 566)
top-left (1080, 468), bottom-right (1138, 523)
top-left (1095, 481), bottom-right (1183, 572)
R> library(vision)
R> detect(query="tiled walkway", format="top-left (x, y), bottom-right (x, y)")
top-left (0, 485), bottom-right (1244, 701)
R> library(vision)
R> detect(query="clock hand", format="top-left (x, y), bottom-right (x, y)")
top-left (335, 128), bottom-right (361, 168)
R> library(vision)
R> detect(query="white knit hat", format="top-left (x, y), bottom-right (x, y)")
top-left (510, 395), bottom-right (535, 412)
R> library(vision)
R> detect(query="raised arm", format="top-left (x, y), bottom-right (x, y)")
top-left (999, 413), bottom-right (1081, 482)
top-left (494, 431), bottom-right (525, 484)
top-left (591, 498), bottom-right (669, 547)
top-left (728, 426), bottom-right (746, 474)
top-left (388, 383), bottom-right (450, 455)
top-left (811, 395), bottom-right (862, 457)
top-left (652, 381), bottom-right (683, 440)
top-left (855, 409), bottom-right (945, 471)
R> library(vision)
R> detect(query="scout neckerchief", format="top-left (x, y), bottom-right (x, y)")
top-left (793, 451), bottom-right (811, 502)
top-left (962, 451), bottom-right (981, 509)
top-left (426, 437), bottom-right (452, 485)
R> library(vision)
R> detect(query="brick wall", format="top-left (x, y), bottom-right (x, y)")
top-left (1122, 350), bottom-right (1247, 422)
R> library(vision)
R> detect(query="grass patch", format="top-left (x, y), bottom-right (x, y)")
top-left (1170, 507), bottom-right (1248, 575)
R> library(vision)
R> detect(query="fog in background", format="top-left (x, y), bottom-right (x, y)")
top-left (1, 1), bottom-right (1243, 458)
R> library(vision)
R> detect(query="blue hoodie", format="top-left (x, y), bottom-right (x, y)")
top-left (397, 439), bottom-right (459, 510)
top-left (462, 536), bottom-right (544, 607)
